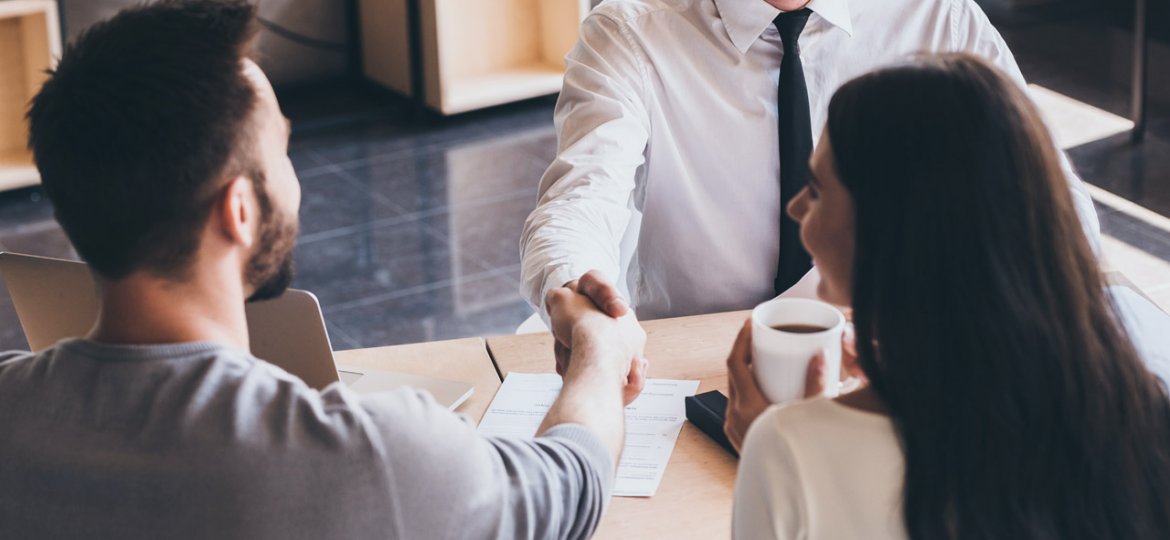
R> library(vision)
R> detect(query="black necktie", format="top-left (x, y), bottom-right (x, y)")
top-left (773, 9), bottom-right (813, 295)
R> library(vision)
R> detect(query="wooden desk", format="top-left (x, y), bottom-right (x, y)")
top-left (334, 337), bottom-right (500, 421)
top-left (486, 310), bottom-right (751, 539)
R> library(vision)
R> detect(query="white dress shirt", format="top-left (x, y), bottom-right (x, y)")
top-left (520, 0), bottom-right (1100, 320)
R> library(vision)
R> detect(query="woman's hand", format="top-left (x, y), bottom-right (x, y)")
top-left (724, 320), bottom-right (828, 452)
top-left (839, 323), bottom-right (866, 393)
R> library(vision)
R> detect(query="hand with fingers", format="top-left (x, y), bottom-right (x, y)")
top-left (545, 273), bottom-right (648, 405)
top-left (839, 323), bottom-right (866, 392)
top-left (724, 320), bottom-right (863, 452)
top-left (539, 284), bottom-right (648, 463)
top-left (562, 269), bottom-right (630, 318)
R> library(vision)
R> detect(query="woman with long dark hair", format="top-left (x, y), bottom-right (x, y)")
top-left (726, 54), bottom-right (1170, 539)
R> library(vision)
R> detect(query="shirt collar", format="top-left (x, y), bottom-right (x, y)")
top-left (807, 0), bottom-right (853, 36)
top-left (714, 0), bottom-right (854, 55)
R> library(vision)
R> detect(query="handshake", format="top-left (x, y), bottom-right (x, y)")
top-left (547, 270), bottom-right (863, 456)
top-left (545, 270), bottom-right (649, 406)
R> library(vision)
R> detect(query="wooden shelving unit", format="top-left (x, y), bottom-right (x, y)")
top-left (360, 0), bottom-right (589, 115)
top-left (0, 0), bottom-right (60, 192)
top-left (357, 0), bottom-right (413, 96)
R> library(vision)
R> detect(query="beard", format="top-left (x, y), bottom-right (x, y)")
top-left (245, 178), bottom-right (298, 303)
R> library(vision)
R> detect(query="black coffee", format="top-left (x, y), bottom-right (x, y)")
top-left (770, 323), bottom-right (828, 334)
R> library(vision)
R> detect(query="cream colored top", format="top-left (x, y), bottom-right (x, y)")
top-left (733, 398), bottom-right (904, 540)
top-left (733, 285), bottom-right (1170, 540)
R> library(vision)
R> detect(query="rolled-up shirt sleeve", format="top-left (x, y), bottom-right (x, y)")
top-left (948, 0), bottom-right (1102, 251)
top-left (359, 388), bottom-right (614, 540)
top-left (519, 11), bottom-right (652, 316)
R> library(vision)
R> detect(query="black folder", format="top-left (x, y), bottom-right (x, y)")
top-left (684, 390), bottom-right (738, 458)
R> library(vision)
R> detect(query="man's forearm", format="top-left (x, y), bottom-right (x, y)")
top-left (538, 339), bottom-right (628, 464)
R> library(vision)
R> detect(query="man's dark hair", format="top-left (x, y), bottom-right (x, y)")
top-left (27, 0), bottom-right (260, 279)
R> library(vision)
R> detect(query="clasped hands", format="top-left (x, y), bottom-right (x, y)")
top-left (545, 271), bottom-right (648, 405)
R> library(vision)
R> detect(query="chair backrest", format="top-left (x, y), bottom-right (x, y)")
top-left (0, 252), bottom-right (98, 351)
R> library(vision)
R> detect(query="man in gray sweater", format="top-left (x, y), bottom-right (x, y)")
top-left (0, 1), bottom-right (648, 538)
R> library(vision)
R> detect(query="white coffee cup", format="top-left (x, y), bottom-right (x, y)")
top-left (751, 298), bottom-right (846, 404)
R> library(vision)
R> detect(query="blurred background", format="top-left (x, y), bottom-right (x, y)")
top-left (0, 0), bottom-right (1167, 351)
top-left (61, 0), bottom-right (353, 85)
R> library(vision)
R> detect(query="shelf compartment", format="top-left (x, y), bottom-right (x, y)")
top-left (423, 0), bottom-right (588, 114)
top-left (360, 0), bottom-right (588, 115)
top-left (0, 0), bottom-right (60, 192)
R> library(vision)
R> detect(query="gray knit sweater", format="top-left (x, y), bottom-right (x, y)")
top-left (0, 339), bottom-right (612, 539)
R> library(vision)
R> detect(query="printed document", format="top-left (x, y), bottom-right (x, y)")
top-left (478, 372), bottom-right (700, 497)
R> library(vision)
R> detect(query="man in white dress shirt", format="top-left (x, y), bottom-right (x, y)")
top-left (520, 0), bottom-right (1101, 333)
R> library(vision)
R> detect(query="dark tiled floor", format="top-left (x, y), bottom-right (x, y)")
top-left (0, 92), bottom-right (558, 351)
top-left (999, 10), bottom-right (1170, 218)
top-left (1, 10), bottom-right (1169, 351)
top-left (1068, 122), bottom-right (1170, 214)
top-left (281, 95), bottom-right (558, 349)
top-left (1099, 202), bottom-right (1170, 263)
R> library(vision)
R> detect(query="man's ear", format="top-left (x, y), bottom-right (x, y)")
top-left (214, 176), bottom-right (257, 249)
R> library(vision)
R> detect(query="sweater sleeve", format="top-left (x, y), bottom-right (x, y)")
top-left (357, 388), bottom-right (614, 540)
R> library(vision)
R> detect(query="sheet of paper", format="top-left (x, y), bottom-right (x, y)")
top-left (478, 372), bottom-right (700, 497)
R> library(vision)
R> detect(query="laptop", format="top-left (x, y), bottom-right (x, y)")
top-left (0, 252), bottom-right (473, 409)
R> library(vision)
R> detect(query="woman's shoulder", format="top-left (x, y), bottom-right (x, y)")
top-left (735, 397), bottom-right (907, 539)
top-left (743, 395), bottom-right (899, 471)
top-left (756, 396), bottom-right (893, 438)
